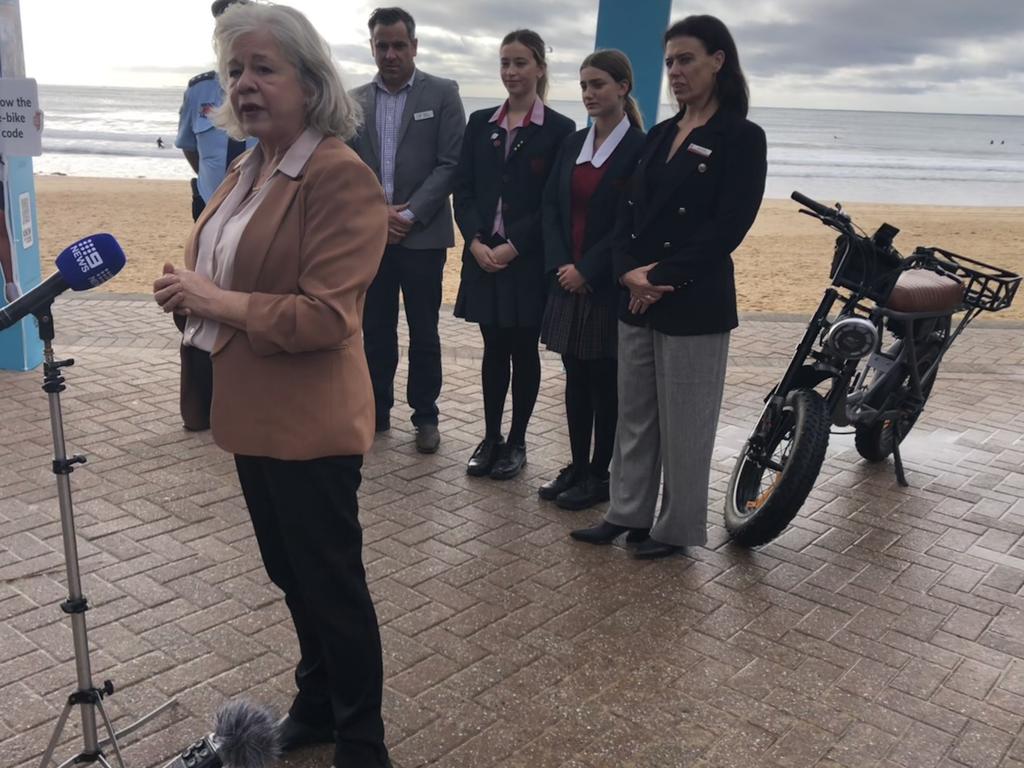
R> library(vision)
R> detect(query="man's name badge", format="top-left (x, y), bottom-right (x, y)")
top-left (413, 110), bottom-right (435, 121)
top-left (687, 143), bottom-right (712, 157)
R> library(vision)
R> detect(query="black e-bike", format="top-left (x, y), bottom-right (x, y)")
top-left (725, 191), bottom-right (1020, 547)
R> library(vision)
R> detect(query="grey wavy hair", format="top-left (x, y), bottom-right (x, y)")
top-left (211, 2), bottom-right (361, 141)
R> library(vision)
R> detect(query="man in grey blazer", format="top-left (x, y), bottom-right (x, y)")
top-left (349, 7), bottom-right (465, 453)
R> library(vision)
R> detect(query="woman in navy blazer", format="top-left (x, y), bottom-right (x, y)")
top-left (453, 29), bottom-right (575, 480)
top-left (572, 16), bottom-right (767, 558)
top-left (538, 50), bottom-right (645, 510)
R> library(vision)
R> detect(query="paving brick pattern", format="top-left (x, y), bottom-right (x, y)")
top-left (1, 293), bottom-right (1023, 767)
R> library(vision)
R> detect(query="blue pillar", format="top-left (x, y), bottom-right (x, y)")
top-left (0, 0), bottom-right (43, 371)
top-left (594, 0), bottom-right (673, 129)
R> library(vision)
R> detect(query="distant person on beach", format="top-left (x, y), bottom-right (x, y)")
top-left (348, 6), bottom-right (465, 454)
top-left (156, 137), bottom-right (164, 149)
top-left (153, 4), bottom-right (392, 766)
top-left (175, 0), bottom-right (253, 223)
top-left (537, 49), bottom-right (645, 511)
top-left (571, 15), bottom-right (767, 558)
top-left (453, 29), bottom-right (575, 480)
top-left (172, 0), bottom-right (253, 431)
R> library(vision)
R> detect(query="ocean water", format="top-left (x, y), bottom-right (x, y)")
top-left (32, 84), bottom-right (1024, 207)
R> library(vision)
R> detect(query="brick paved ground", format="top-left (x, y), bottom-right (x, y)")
top-left (1, 294), bottom-right (1023, 768)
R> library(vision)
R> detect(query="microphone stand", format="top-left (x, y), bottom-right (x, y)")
top-left (31, 302), bottom-right (177, 768)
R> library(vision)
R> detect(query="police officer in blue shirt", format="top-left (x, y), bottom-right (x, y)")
top-left (175, 0), bottom-right (252, 221)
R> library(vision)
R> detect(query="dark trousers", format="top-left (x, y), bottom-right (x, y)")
top-left (363, 245), bottom-right (446, 427)
top-left (179, 344), bottom-right (212, 431)
top-left (479, 325), bottom-right (542, 446)
top-left (190, 178), bottom-right (205, 222)
top-left (234, 454), bottom-right (389, 768)
top-left (563, 355), bottom-right (617, 478)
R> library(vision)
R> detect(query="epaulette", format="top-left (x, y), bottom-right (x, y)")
top-left (187, 70), bottom-right (217, 88)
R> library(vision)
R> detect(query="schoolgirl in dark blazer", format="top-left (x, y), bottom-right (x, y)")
top-left (453, 29), bottom-right (575, 481)
top-left (537, 50), bottom-right (645, 511)
top-left (572, 16), bottom-right (767, 559)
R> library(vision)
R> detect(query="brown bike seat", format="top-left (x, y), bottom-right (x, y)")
top-left (884, 269), bottom-right (965, 313)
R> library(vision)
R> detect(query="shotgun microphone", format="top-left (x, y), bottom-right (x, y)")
top-left (0, 233), bottom-right (126, 330)
top-left (164, 699), bottom-right (280, 768)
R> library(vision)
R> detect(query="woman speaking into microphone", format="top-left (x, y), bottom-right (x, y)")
top-left (152, 4), bottom-right (391, 767)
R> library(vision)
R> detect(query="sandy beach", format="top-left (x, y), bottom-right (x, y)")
top-left (32, 175), bottom-right (1024, 321)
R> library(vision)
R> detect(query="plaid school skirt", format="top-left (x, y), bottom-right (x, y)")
top-left (540, 287), bottom-right (617, 360)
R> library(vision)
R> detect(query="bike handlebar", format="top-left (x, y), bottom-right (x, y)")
top-left (790, 191), bottom-right (835, 218)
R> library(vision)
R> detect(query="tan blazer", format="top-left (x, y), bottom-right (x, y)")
top-left (184, 136), bottom-right (387, 460)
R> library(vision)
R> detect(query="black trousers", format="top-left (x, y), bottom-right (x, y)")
top-left (234, 454), bottom-right (389, 768)
top-left (563, 355), bottom-right (617, 477)
top-left (179, 344), bottom-right (212, 431)
top-left (363, 245), bottom-right (446, 427)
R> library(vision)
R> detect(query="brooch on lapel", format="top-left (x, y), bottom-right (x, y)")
top-left (490, 131), bottom-right (502, 147)
top-left (698, 163), bottom-right (708, 173)
top-left (687, 143), bottom-right (712, 157)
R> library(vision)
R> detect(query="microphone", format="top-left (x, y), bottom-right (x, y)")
top-left (0, 233), bottom-right (126, 331)
top-left (164, 699), bottom-right (280, 768)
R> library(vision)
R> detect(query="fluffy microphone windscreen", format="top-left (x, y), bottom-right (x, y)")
top-left (214, 699), bottom-right (280, 768)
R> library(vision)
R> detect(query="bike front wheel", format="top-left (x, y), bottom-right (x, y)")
top-left (725, 389), bottom-right (831, 547)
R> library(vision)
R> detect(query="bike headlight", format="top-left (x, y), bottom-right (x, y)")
top-left (823, 317), bottom-right (878, 359)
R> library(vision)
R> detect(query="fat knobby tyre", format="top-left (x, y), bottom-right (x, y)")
top-left (725, 389), bottom-right (831, 546)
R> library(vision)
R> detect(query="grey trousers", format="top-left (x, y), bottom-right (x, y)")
top-left (605, 321), bottom-right (730, 547)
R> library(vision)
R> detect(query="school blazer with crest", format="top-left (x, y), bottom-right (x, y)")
top-left (183, 136), bottom-right (387, 461)
top-left (454, 104), bottom-right (576, 272)
top-left (541, 125), bottom-right (646, 306)
top-left (613, 108), bottom-right (767, 336)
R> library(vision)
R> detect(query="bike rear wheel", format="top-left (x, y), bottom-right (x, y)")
top-left (725, 389), bottom-right (830, 547)
top-left (854, 330), bottom-right (945, 463)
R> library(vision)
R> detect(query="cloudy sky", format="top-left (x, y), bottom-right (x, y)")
top-left (20, 0), bottom-right (1024, 114)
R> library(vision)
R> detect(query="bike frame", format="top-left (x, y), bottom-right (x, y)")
top-left (750, 279), bottom-right (962, 485)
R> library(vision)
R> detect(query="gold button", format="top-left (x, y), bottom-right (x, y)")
top-left (630, 233), bottom-right (637, 240)
top-left (698, 163), bottom-right (707, 173)
top-left (677, 207), bottom-right (686, 215)
top-left (663, 241), bottom-right (671, 248)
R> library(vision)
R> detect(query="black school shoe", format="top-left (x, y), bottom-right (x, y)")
top-left (539, 465), bottom-right (578, 500)
top-left (490, 442), bottom-right (527, 480)
top-left (467, 435), bottom-right (504, 476)
top-left (555, 475), bottom-right (610, 511)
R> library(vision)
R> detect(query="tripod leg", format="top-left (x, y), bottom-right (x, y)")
top-left (95, 699), bottom-right (127, 768)
top-left (37, 702), bottom-right (74, 768)
top-left (97, 697), bottom-right (178, 750)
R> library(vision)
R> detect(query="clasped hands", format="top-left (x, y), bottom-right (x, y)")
top-left (470, 238), bottom-right (517, 273)
top-left (622, 264), bottom-right (674, 315)
top-left (153, 262), bottom-right (219, 317)
top-left (387, 204), bottom-right (414, 244)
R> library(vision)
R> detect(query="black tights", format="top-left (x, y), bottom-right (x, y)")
top-left (479, 325), bottom-right (541, 446)
top-left (563, 355), bottom-right (617, 478)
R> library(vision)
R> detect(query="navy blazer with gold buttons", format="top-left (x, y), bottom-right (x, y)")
top-left (613, 108), bottom-right (767, 336)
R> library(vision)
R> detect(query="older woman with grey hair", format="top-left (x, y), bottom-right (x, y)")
top-left (152, 4), bottom-right (391, 766)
